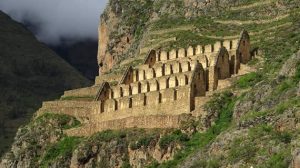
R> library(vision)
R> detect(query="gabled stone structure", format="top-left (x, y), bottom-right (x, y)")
top-left (37, 30), bottom-right (251, 136)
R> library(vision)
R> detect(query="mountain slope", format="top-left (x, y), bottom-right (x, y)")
top-left (0, 11), bottom-right (91, 156)
top-left (1, 0), bottom-right (300, 167)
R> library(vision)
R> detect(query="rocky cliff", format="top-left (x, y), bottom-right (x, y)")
top-left (97, 0), bottom-right (229, 74)
top-left (1, 0), bottom-right (300, 167)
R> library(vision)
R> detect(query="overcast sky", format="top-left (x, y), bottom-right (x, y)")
top-left (0, 0), bottom-right (108, 45)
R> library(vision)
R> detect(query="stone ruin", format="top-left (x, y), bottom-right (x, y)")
top-left (37, 30), bottom-right (252, 136)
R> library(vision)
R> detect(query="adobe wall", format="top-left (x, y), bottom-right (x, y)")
top-left (65, 115), bottom-right (186, 137)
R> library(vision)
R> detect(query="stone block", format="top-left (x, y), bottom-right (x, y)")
top-left (178, 48), bottom-right (186, 58)
top-left (181, 61), bottom-right (191, 72)
top-left (160, 51), bottom-right (168, 61)
top-left (158, 77), bottom-right (168, 90)
top-left (146, 91), bottom-right (160, 105)
top-left (196, 45), bottom-right (203, 54)
top-left (204, 45), bottom-right (213, 53)
top-left (130, 82), bottom-right (141, 95)
top-left (165, 63), bottom-right (173, 75)
top-left (149, 79), bottom-right (159, 91)
top-left (169, 76), bottom-right (178, 88)
top-left (187, 46), bottom-right (194, 56)
top-left (121, 84), bottom-right (131, 96)
top-left (161, 89), bottom-right (176, 103)
top-left (140, 81), bottom-right (150, 93)
top-left (177, 74), bottom-right (188, 86)
top-left (145, 68), bottom-right (155, 80)
top-left (169, 49), bottom-right (177, 60)
top-left (105, 99), bottom-right (117, 112)
top-left (132, 94), bottom-right (146, 107)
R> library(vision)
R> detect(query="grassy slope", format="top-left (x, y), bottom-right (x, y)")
top-left (149, 0), bottom-right (300, 167)
top-left (0, 11), bottom-right (91, 156)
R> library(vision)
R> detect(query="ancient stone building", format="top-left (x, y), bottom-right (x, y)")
top-left (37, 30), bottom-right (251, 136)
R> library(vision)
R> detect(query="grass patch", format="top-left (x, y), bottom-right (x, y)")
top-left (159, 130), bottom-right (189, 149)
top-left (35, 113), bottom-right (81, 130)
top-left (228, 138), bottom-right (257, 163)
top-left (91, 130), bottom-right (127, 142)
top-left (275, 97), bottom-right (300, 114)
top-left (235, 72), bottom-right (262, 88)
top-left (240, 110), bottom-right (269, 122)
top-left (41, 136), bottom-right (82, 168)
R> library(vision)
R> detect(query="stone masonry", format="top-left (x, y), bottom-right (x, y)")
top-left (37, 30), bottom-right (251, 136)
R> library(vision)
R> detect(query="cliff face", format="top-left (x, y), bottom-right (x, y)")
top-left (97, 0), bottom-right (223, 74)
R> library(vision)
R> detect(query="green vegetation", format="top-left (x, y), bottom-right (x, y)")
top-left (130, 135), bottom-right (157, 150)
top-left (35, 113), bottom-right (81, 130)
top-left (228, 138), bottom-right (257, 163)
top-left (91, 130), bottom-right (127, 142)
top-left (150, 91), bottom-right (237, 167)
top-left (235, 72), bottom-right (262, 88)
top-left (216, 124), bottom-right (294, 167)
top-left (191, 158), bottom-right (221, 168)
top-left (159, 130), bottom-right (189, 149)
top-left (41, 137), bottom-right (82, 168)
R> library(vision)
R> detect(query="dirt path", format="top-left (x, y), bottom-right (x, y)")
top-left (198, 22), bottom-right (292, 40)
top-left (230, 0), bottom-right (274, 11)
top-left (150, 25), bottom-right (195, 35)
top-left (215, 14), bottom-right (289, 25)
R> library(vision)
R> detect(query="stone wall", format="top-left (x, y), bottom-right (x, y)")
top-left (65, 115), bottom-right (185, 136)
top-left (62, 86), bottom-right (100, 98)
top-left (37, 101), bottom-right (99, 122)
top-left (95, 73), bottom-right (122, 85)
top-left (38, 30), bottom-right (252, 137)
top-left (98, 86), bottom-right (191, 117)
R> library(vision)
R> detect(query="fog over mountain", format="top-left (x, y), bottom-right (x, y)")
top-left (0, 0), bottom-right (108, 45)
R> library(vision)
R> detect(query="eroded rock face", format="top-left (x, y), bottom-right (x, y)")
top-left (292, 149), bottom-right (300, 168)
top-left (279, 50), bottom-right (300, 77)
top-left (96, 0), bottom-right (243, 74)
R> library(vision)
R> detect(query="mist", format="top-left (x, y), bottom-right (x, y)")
top-left (0, 0), bottom-right (108, 45)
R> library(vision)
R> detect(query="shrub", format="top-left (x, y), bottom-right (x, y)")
top-left (259, 150), bottom-right (291, 168)
top-left (35, 113), bottom-right (81, 129)
top-left (191, 158), bottom-right (221, 168)
top-left (41, 136), bottom-right (81, 167)
top-left (228, 138), bottom-right (257, 163)
top-left (159, 130), bottom-right (189, 149)
top-left (93, 130), bottom-right (127, 142)
top-left (130, 136), bottom-right (156, 150)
